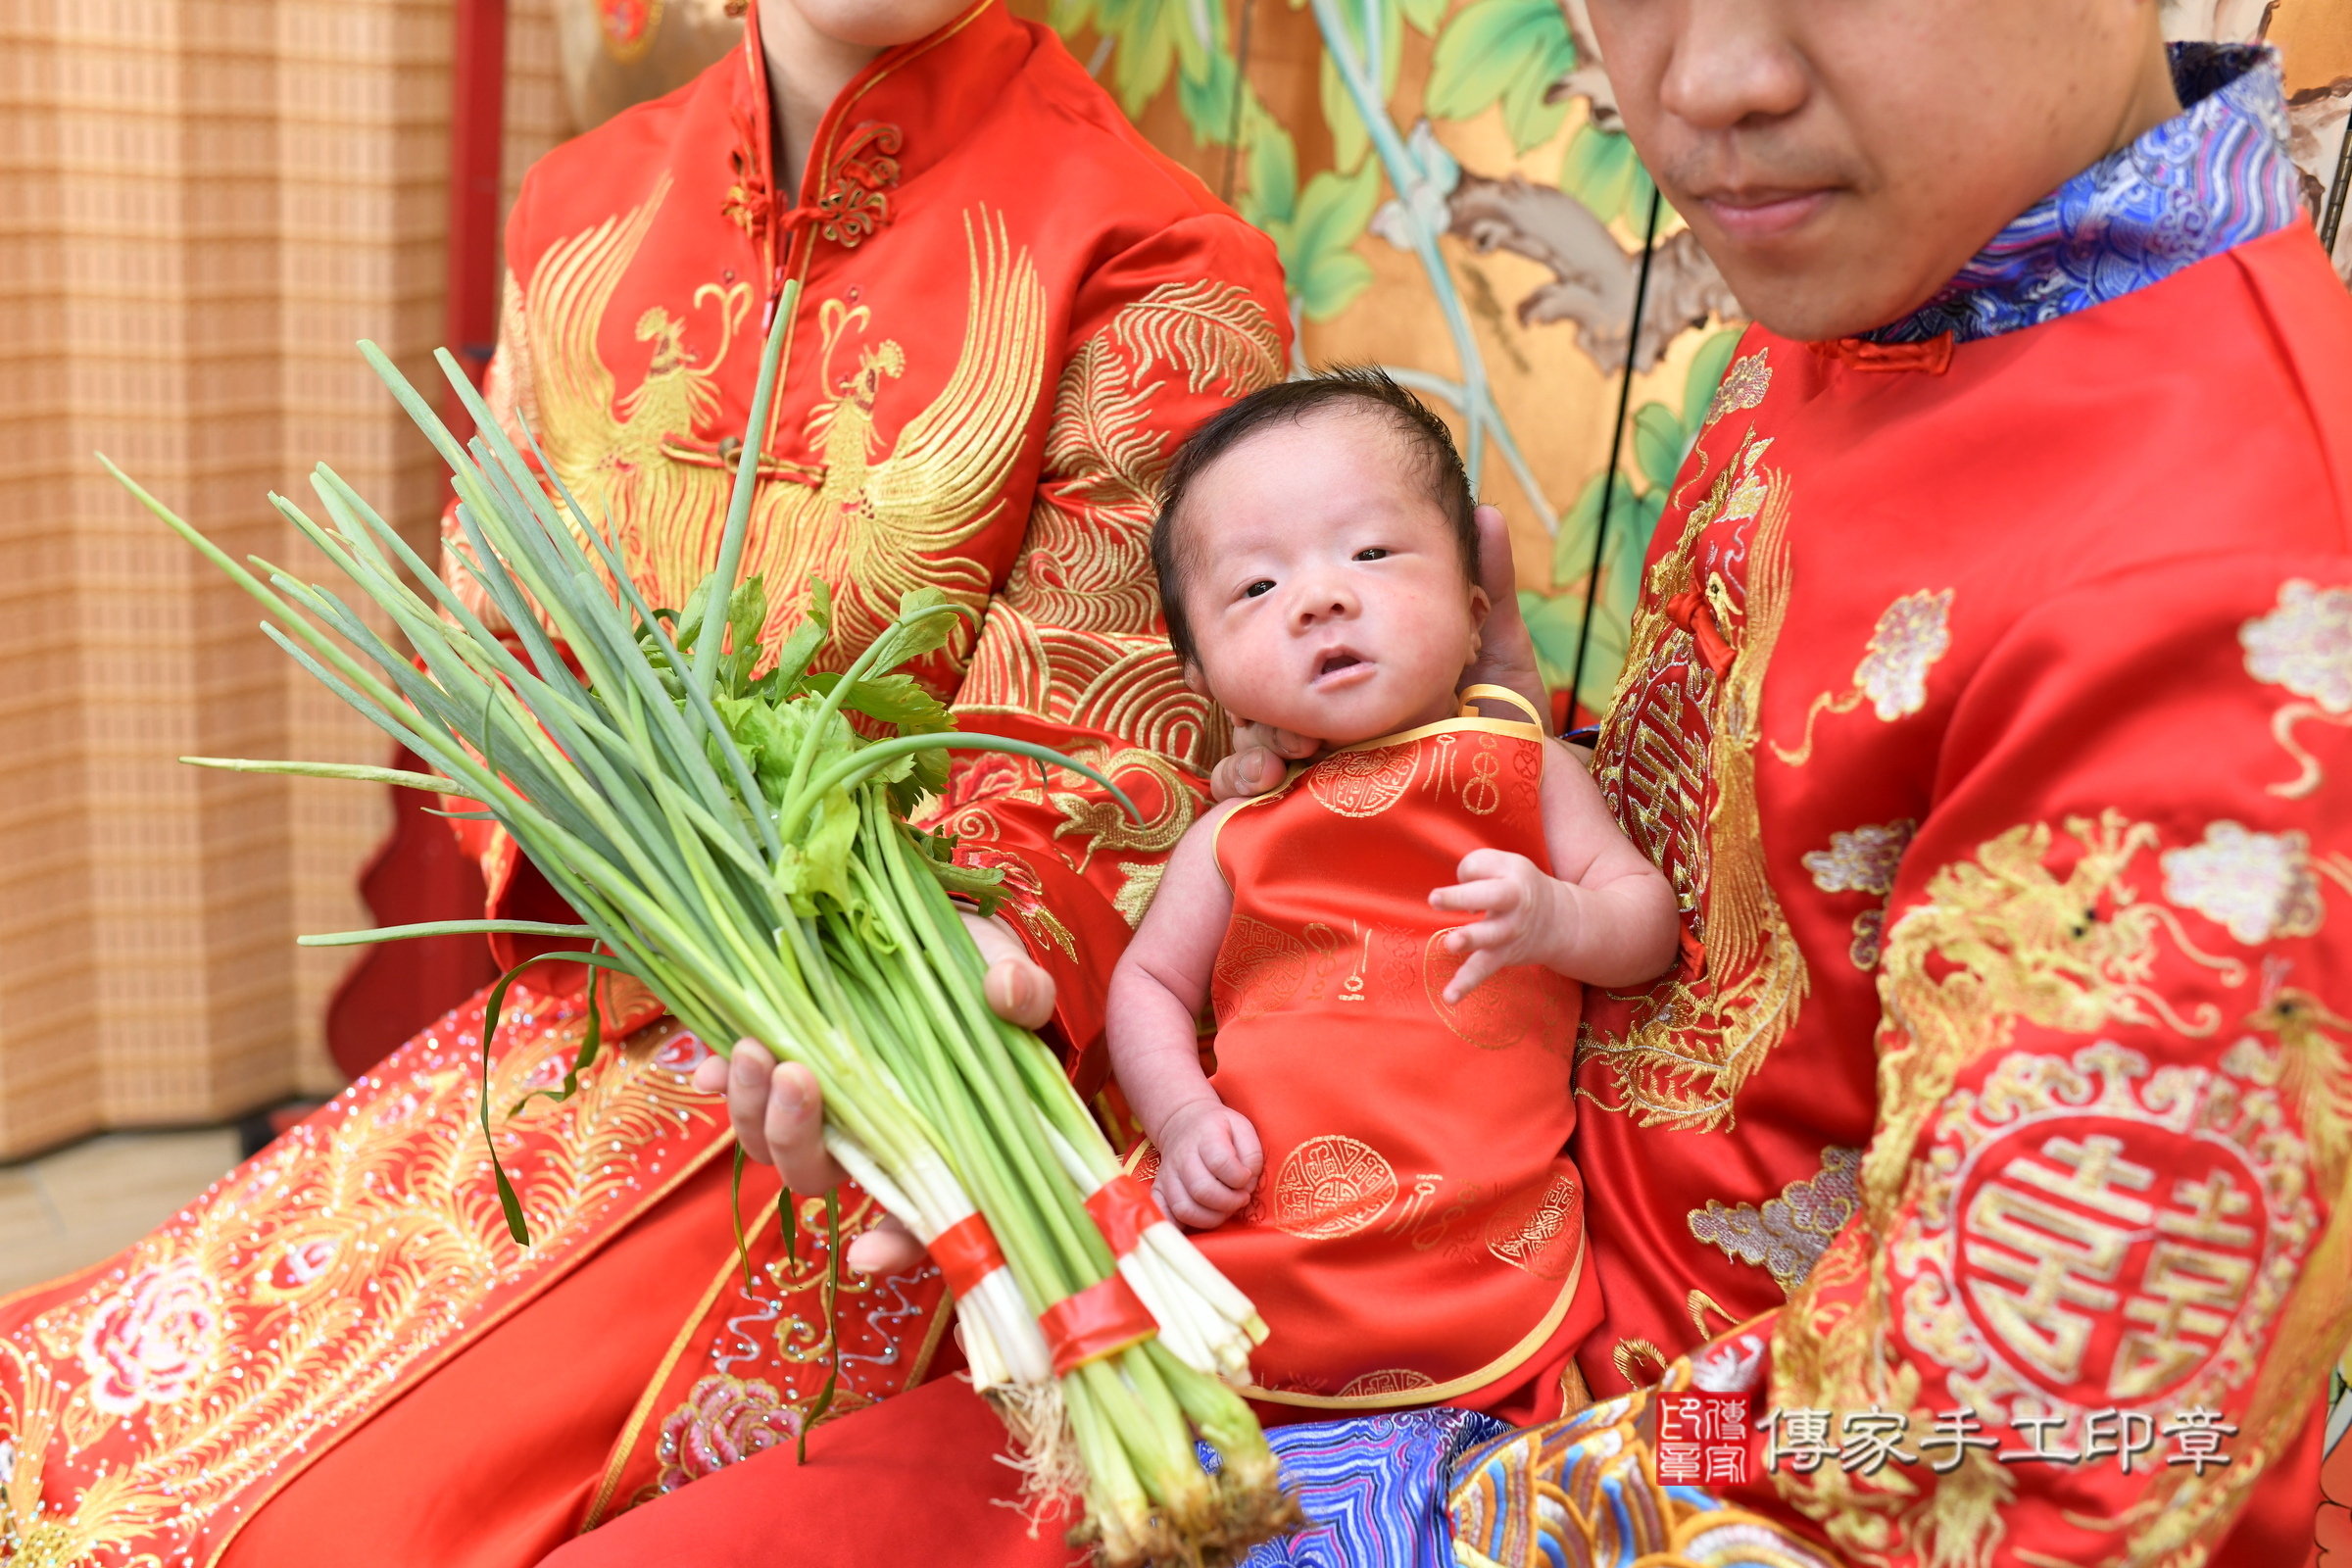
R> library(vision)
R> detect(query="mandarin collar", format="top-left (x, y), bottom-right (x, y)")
top-left (1867, 42), bottom-right (2303, 346)
top-left (730, 0), bottom-right (1031, 273)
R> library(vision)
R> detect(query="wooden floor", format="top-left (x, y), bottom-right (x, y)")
top-left (0, 1128), bottom-right (242, 1298)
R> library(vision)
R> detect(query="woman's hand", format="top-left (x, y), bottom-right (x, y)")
top-left (688, 909), bottom-right (1054, 1274)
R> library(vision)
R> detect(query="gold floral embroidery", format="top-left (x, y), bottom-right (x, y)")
top-left (1772, 589), bottom-right (1954, 765)
top-left (2161, 820), bottom-right (2328, 945)
top-left (1805, 818), bottom-right (1916, 971)
top-left (1585, 430), bottom-right (1808, 1130)
top-left (1687, 1145), bottom-right (1861, 1296)
top-left (2242, 578), bottom-right (2352, 798)
top-left (0, 1004), bottom-right (716, 1567)
top-left (1704, 350), bottom-right (1772, 428)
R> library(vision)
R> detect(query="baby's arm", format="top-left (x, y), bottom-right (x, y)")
top-left (1428, 739), bottom-right (1678, 1002)
top-left (1104, 803), bottom-right (1265, 1229)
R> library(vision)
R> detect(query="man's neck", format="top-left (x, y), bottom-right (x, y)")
top-left (2102, 32), bottom-right (2185, 158)
top-left (758, 1), bottom-right (884, 196)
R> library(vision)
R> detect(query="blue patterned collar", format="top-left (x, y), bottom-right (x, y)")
top-left (1870, 43), bottom-right (2302, 345)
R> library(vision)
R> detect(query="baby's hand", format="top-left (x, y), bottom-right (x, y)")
top-left (1429, 849), bottom-right (1577, 1003)
top-left (1152, 1098), bottom-right (1264, 1230)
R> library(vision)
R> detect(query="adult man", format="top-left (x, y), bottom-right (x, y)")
top-left (659, 0), bottom-right (2352, 1563)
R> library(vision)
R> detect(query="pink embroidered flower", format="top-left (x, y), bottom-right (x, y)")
top-left (76, 1256), bottom-right (222, 1416)
top-left (652, 1030), bottom-right (713, 1075)
top-left (654, 1375), bottom-right (803, 1492)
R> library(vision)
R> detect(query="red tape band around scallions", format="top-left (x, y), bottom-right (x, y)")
top-left (1038, 1273), bottom-right (1157, 1376)
top-left (930, 1211), bottom-right (1007, 1298)
top-left (1083, 1173), bottom-right (1161, 1257)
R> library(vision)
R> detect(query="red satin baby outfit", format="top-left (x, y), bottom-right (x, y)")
top-left (1184, 692), bottom-right (1601, 1423)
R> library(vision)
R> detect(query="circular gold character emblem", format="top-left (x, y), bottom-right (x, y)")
top-left (1306, 744), bottom-right (1419, 817)
top-left (1271, 1135), bottom-right (1399, 1239)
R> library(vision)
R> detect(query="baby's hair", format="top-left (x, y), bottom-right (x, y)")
top-left (1151, 367), bottom-right (1477, 667)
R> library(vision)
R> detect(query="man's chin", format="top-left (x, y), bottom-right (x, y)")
top-left (1710, 257), bottom-right (1937, 345)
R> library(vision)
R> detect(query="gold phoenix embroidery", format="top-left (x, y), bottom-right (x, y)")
top-left (521, 188), bottom-right (1048, 671)
top-left (2241, 577), bottom-right (2352, 798)
top-left (1773, 588), bottom-right (1954, 766)
top-left (1585, 430), bottom-right (1807, 1130)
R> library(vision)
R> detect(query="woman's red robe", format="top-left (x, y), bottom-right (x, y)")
top-left (0, 8), bottom-right (1286, 1564)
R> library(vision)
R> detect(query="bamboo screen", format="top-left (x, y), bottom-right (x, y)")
top-left (0, 0), bottom-right (565, 1159)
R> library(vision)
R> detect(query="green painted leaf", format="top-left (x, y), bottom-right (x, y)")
top-left (1631, 401), bottom-right (1686, 490)
top-left (1679, 327), bottom-right (1742, 432)
top-left (1288, 161), bottom-right (1384, 321)
top-left (1425, 0), bottom-right (1574, 154)
top-left (1237, 100), bottom-right (1298, 232)
top-left (1176, 48), bottom-right (1241, 147)
top-left (1396, 0), bottom-right (1446, 38)
top-left (1320, 51), bottom-right (1370, 175)
top-left (1314, 0), bottom-right (1407, 176)
top-left (1559, 122), bottom-right (1654, 224)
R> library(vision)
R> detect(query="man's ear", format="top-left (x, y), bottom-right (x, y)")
top-left (1466, 584), bottom-right (1493, 660)
top-left (1182, 660), bottom-right (1209, 696)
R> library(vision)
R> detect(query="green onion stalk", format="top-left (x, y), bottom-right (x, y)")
top-left (103, 299), bottom-right (1299, 1565)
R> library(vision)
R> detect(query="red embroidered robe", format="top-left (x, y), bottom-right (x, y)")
top-left (1453, 221), bottom-right (2352, 1566)
top-left (0, 7), bottom-right (1286, 1564)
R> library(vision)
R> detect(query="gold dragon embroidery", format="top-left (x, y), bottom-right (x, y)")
top-left (1584, 430), bottom-right (1808, 1130)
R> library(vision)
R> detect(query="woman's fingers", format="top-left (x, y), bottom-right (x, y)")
top-left (725, 1038), bottom-right (777, 1160)
top-left (982, 955), bottom-right (1056, 1029)
top-left (762, 1059), bottom-right (850, 1195)
top-left (845, 1214), bottom-right (927, 1276)
top-left (958, 911), bottom-right (1058, 1027)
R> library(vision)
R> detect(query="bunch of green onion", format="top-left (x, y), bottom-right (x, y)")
top-left (103, 298), bottom-right (1300, 1566)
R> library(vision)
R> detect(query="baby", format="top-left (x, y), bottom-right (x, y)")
top-left (1106, 369), bottom-right (1677, 1420)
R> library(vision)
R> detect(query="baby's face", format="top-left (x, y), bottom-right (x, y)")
top-left (1178, 408), bottom-right (1488, 745)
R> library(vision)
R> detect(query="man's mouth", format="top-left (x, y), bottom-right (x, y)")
top-left (1691, 185), bottom-right (1835, 245)
top-left (1312, 650), bottom-right (1371, 685)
